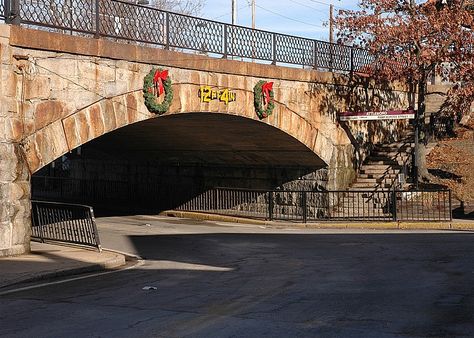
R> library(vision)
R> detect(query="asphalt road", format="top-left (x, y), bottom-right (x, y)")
top-left (1, 216), bottom-right (474, 337)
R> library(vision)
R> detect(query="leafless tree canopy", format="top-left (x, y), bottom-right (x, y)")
top-left (141, 0), bottom-right (205, 16)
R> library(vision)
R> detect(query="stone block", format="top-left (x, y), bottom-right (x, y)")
top-left (21, 138), bottom-right (41, 174)
top-left (0, 24), bottom-right (11, 39)
top-left (37, 57), bottom-right (78, 78)
top-left (102, 99), bottom-right (117, 133)
top-left (49, 75), bottom-right (68, 91)
top-left (0, 220), bottom-right (12, 251)
top-left (63, 114), bottom-right (80, 150)
top-left (88, 105), bottom-right (105, 138)
top-left (126, 93), bottom-right (138, 123)
top-left (104, 80), bottom-right (128, 98)
top-left (24, 76), bottom-right (50, 100)
top-left (34, 100), bottom-right (67, 131)
top-left (30, 120), bottom-right (69, 171)
top-left (12, 198), bottom-right (31, 246)
top-left (75, 110), bottom-right (92, 146)
top-left (2, 72), bottom-right (18, 97)
top-left (1, 96), bottom-right (19, 115)
top-left (50, 89), bottom-right (99, 112)
top-left (0, 155), bottom-right (18, 182)
top-left (23, 118), bottom-right (35, 137)
top-left (113, 97), bottom-right (128, 127)
top-left (1, 44), bottom-right (13, 65)
top-left (77, 59), bottom-right (98, 80)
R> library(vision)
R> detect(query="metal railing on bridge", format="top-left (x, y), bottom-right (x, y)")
top-left (1, 0), bottom-right (374, 73)
top-left (31, 200), bottom-right (102, 251)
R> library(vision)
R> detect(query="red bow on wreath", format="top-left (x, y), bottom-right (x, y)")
top-left (262, 82), bottom-right (274, 105)
top-left (153, 69), bottom-right (168, 96)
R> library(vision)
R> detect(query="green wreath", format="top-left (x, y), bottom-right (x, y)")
top-left (143, 68), bottom-right (173, 114)
top-left (254, 80), bottom-right (275, 119)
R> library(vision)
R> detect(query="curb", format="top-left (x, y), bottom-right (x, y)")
top-left (161, 210), bottom-right (474, 231)
top-left (102, 248), bottom-right (143, 261)
top-left (0, 252), bottom-right (126, 290)
top-left (161, 210), bottom-right (271, 226)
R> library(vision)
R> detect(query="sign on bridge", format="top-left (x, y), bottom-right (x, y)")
top-left (339, 109), bottom-right (415, 121)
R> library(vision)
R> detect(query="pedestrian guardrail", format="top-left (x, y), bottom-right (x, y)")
top-left (2, 0), bottom-right (374, 73)
top-left (177, 187), bottom-right (452, 222)
top-left (31, 176), bottom-right (452, 222)
top-left (31, 200), bottom-right (102, 251)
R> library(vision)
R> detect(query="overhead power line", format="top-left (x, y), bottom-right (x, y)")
top-left (255, 3), bottom-right (326, 29)
top-left (212, 3), bottom-right (250, 20)
top-left (287, 0), bottom-right (330, 14)
top-left (307, 0), bottom-right (347, 11)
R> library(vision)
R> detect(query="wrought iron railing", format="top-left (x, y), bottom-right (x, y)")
top-left (3, 0), bottom-right (375, 73)
top-left (32, 176), bottom-right (452, 222)
top-left (31, 200), bottom-right (102, 251)
top-left (177, 187), bottom-right (452, 222)
top-left (0, 0), bottom-right (5, 19)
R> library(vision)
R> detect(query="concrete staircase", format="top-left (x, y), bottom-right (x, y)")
top-left (332, 137), bottom-right (414, 219)
top-left (350, 139), bottom-right (413, 192)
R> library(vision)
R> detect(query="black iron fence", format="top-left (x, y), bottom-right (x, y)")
top-left (0, 0), bottom-right (4, 19)
top-left (427, 114), bottom-right (456, 141)
top-left (32, 176), bottom-right (452, 222)
top-left (31, 200), bottom-right (102, 251)
top-left (177, 187), bottom-right (452, 222)
top-left (2, 0), bottom-right (374, 72)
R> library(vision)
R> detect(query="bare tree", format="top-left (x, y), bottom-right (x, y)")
top-left (139, 0), bottom-right (205, 15)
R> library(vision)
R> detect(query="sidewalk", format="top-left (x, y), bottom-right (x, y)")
top-left (0, 241), bottom-right (127, 289)
top-left (163, 210), bottom-right (474, 231)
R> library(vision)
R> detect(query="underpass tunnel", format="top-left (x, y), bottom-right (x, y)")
top-left (32, 113), bottom-right (328, 215)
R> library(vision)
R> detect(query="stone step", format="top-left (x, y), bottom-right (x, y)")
top-left (347, 187), bottom-right (392, 191)
top-left (359, 166), bottom-right (401, 173)
top-left (355, 177), bottom-right (396, 184)
top-left (365, 159), bottom-right (406, 166)
top-left (341, 198), bottom-right (391, 205)
top-left (358, 173), bottom-right (398, 179)
top-left (364, 156), bottom-right (408, 165)
top-left (369, 151), bottom-right (411, 159)
top-left (374, 142), bottom-right (413, 149)
top-left (351, 182), bottom-right (392, 188)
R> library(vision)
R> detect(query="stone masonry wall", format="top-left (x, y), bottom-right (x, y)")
top-left (1, 24), bottom-right (413, 255)
top-left (0, 26), bottom-right (31, 256)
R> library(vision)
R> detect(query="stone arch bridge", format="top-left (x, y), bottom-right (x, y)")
top-left (0, 25), bottom-right (412, 256)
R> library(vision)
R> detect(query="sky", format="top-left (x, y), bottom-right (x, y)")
top-left (199, 0), bottom-right (361, 41)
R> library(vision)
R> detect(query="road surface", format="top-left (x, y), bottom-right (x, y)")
top-left (1, 216), bottom-right (474, 337)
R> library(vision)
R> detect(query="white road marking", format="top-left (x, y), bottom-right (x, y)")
top-left (0, 259), bottom-right (145, 296)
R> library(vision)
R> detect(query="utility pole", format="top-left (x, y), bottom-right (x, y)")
top-left (329, 3), bottom-right (334, 71)
top-left (251, 0), bottom-right (256, 61)
top-left (329, 4), bottom-right (334, 44)
top-left (232, 0), bottom-right (237, 25)
top-left (251, 0), bottom-right (256, 30)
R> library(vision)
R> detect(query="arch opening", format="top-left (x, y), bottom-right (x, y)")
top-left (32, 113), bottom-right (329, 215)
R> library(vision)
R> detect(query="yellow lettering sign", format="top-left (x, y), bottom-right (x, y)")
top-left (199, 86), bottom-right (236, 105)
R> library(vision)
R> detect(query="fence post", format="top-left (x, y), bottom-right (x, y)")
top-left (4, 0), bottom-right (10, 23)
top-left (268, 191), bottom-right (273, 221)
top-left (350, 47), bottom-right (354, 74)
top-left (448, 190), bottom-right (452, 221)
top-left (94, 0), bottom-right (100, 38)
top-left (272, 33), bottom-right (277, 65)
top-left (391, 188), bottom-right (397, 221)
top-left (313, 40), bottom-right (318, 70)
top-left (165, 12), bottom-right (170, 50)
top-left (214, 188), bottom-right (218, 211)
top-left (6, 0), bottom-right (20, 25)
top-left (89, 206), bottom-right (102, 252)
top-left (302, 191), bottom-right (307, 223)
top-left (223, 24), bottom-right (228, 59)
